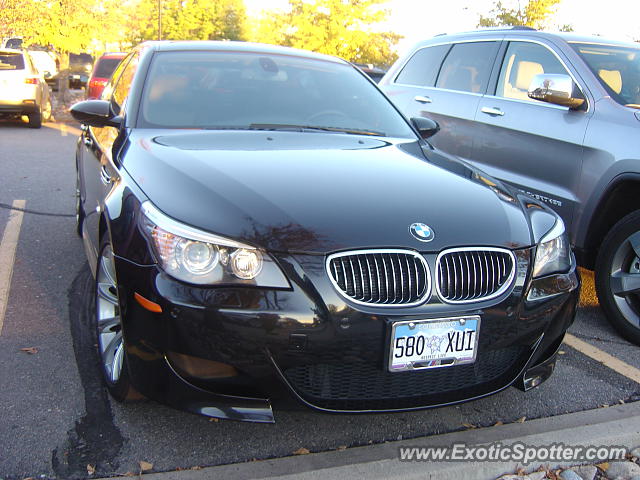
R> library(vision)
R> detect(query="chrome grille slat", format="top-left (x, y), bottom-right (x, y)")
top-left (364, 255), bottom-right (374, 302)
top-left (389, 254), bottom-right (397, 303)
top-left (464, 253), bottom-right (471, 301)
top-left (381, 254), bottom-right (389, 303)
top-left (413, 256), bottom-right (422, 299)
top-left (349, 257), bottom-right (358, 298)
top-left (356, 255), bottom-right (367, 300)
top-left (437, 248), bottom-right (516, 303)
top-left (372, 255), bottom-right (381, 302)
top-left (327, 250), bottom-right (430, 306)
top-left (404, 255), bottom-right (412, 303)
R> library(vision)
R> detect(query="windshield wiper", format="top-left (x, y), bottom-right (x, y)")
top-left (248, 123), bottom-right (386, 136)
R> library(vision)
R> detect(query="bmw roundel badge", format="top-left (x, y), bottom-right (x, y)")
top-left (409, 223), bottom-right (435, 242)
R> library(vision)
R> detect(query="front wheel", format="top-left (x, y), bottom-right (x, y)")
top-left (595, 210), bottom-right (640, 345)
top-left (95, 240), bottom-right (139, 401)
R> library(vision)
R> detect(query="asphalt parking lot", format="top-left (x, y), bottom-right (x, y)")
top-left (0, 119), bottom-right (639, 480)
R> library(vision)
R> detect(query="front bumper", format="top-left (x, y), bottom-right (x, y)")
top-left (113, 249), bottom-right (580, 423)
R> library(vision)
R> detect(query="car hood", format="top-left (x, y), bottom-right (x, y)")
top-left (122, 130), bottom-right (534, 254)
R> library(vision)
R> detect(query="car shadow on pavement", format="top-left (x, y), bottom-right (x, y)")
top-left (54, 263), bottom-right (125, 479)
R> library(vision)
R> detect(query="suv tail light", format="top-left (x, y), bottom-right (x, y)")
top-left (25, 77), bottom-right (38, 85)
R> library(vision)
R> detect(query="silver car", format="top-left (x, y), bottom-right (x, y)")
top-left (380, 27), bottom-right (640, 345)
top-left (0, 48), bottom-right (52, 128)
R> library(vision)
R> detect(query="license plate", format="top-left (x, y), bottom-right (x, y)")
top-left (389, 316), bottom-right (480, 372)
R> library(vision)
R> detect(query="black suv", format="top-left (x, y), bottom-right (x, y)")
top-left (380, 27), bottom-right (640, 344)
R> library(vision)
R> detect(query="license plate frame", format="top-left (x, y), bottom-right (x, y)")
top-left (388, 315), bottom-right (480, 373)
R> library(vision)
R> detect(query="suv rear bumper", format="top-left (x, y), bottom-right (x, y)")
top-left (0, 100), bottom-right (39, 115)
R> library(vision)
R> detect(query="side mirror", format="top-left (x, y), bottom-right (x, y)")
top-left (411, 117), bottom-right (440, 139)
top-left (528, 74), bottom-right (585, 110)
top-left (70, 100), bottom-right (121, 128)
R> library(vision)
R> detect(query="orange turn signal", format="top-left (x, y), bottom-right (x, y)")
top-left (134, 292), bottom-right (162, 313)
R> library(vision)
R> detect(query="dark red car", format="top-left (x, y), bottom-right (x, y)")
top-left (86, 52), bottom-right (126, 99)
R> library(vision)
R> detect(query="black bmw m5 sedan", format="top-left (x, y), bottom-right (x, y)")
top-left (71, 41), bottom-right (579, 423)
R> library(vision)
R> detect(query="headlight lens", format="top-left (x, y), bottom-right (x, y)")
top-left (532, 219), bottom-right (573, 277)
top-left (140, 202), bottom-right (289, 287)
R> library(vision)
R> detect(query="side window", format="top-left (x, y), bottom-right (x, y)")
top-left (435, 42), bottom-right (499, 93)
top-left (394, 44), bottom-right (450, 87)
top-left (496, 42), bottom-right (569, 101)
top-left (102, 54), bottom-right (131, 101)
top-left (25, 53), bottom-right (36, 74)
top-left (110, 53), bottom-right (139, 114)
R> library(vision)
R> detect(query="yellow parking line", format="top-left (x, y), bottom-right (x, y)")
top-left (564, 333), bottom-right (640, 384)
top-left (44, 123), bottom-right (82, 137)
top-left (0, 200), bottom-right (26, 336)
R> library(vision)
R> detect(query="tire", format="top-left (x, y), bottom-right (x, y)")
top-left (42, 97), bottom-right (52, 122)
top-left (75, 169), bottom-right (84, 237)
top-left (95, 239), bottom-right (140, 401)
top-left (595, 210), bottom-right (640, 345)
top-left (27, 107), bottom-right (42, 128)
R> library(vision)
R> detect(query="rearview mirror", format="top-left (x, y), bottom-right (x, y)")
top-left (528, 74), bottom-right (585, 110)
top-left (411, 117), bottom-right (440, 139)
top-left (70, 100), bottom-right (122, 128)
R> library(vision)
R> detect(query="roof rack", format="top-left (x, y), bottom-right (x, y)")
top-left (475, 26), bottom-right (537, 32)
top-left (434, 26), bottom-right (537, 38)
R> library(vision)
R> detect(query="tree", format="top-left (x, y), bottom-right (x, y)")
top-left (251, 0), bottom-right (401, 68)
top-left (478, 0), bottom-right (562, 29)
top-left (0, 0), bottom-right (130, 98)
top-left (125, 0), bottom-right (247, 44)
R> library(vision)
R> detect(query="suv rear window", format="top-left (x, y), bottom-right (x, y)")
top-left (94, 57), bottom-right (122, 78)
top-left (435, 41), bottom-right (500, 93)
top-left (0, 52), bottom-right (25, 70)
top-left (395, 44), bottom-right (450, 87)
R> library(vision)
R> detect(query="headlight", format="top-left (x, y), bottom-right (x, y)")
top-left (139, 201), bottom-right (289, 288)
top-left (532, 218), bottom-right (573, 278)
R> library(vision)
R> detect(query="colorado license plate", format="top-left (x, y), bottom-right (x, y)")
top-left (389, 316), bottom-right (480, 372)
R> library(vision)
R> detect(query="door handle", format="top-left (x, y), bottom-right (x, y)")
top-left (414, 95), bottom-right (432, 104)
top-left (481, 106), bottom-right (505, 116)
top-left (100, 166), bottom-right (112, 185)
top-left (83, 136), bottom-right (93, 147)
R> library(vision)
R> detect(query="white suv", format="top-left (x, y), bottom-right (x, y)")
top-left (0, 49), bottom-right (51, 128)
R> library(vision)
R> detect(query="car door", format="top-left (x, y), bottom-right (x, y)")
top-left (79, 53), bottom-right (137, 264)
top-left (470, 39), bottom-right (593, 230)
top-left (384, 40), bottom-right (502, 163)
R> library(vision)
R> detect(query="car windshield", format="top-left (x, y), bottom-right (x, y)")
top-left (0, 52), bottom-right (25, 70)
top-left (571, 42), bottom-right (640, 109)
top-left (94, 57), bottom-right (122, 78)
top-left (138, 50), bottom-right (415, 138)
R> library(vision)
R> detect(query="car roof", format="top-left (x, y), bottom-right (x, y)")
top-left (0, 48), bottom-right (24, 54)
top-left (141, 41), bottom-right (348, 65)
top-left (413, 28), bottom-right (640, 49)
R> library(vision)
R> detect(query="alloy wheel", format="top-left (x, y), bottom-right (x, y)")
top-left (608, 231), bottom-right (640, 329)
top-left (96, 244), bottom-right (124, 384)
top-left (42, 97), bottom-right (52, 122)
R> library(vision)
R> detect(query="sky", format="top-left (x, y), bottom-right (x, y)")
top-left (244, 0), bottom-right (640, 55)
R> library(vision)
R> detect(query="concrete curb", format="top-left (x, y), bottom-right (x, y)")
top-left (101, 402), bottom-right (640, 480)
